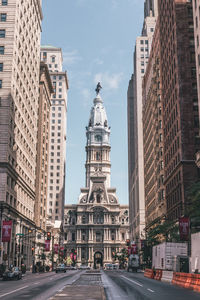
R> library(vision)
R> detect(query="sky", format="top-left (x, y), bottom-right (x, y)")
top-left (41, 0), bottom-right (144, 205)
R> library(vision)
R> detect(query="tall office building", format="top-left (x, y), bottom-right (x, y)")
top-left (0, 0), bottom-right (42, 267)
top-left (40, 46), bottom-right (68, 224)
top-left (158, 0), bottom-right (200, 220)
top-left (35, 62), bottom-right (53, 231)
top-left (142, 21), bottom-right (165, 229)
top-left (127, 0), bottom-right (157, 245)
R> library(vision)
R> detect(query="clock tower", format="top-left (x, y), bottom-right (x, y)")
top-left (85, 87), bottom-right (111, 188)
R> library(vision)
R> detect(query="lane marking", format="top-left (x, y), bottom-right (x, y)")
top-left (0, 285), bottom-right (29, 298)
top-left (121, 275), bottom-right (143, 287)
top-left (34, 282), bottom-right (40, 285)
top-left (147, 288), bottom-right (155, 293)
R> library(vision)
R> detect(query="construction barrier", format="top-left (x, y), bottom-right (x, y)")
top-left (161, 271), bottom-right (173, 283)
top-left (144, 268), bottom-right (154, 279)
top-left (172, 272), bottom-right (200, 292)
top-left (154, 269), bottom-right (163, 280)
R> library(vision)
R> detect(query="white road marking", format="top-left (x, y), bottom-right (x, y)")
top-left (0, 285), bottom-right (29, 298)
top-left (34, 282), bottom-right (40, 285)
top-left (147, 288), bottom-right (155, 293)
top-left (121, 275), bottom-right (143, 287)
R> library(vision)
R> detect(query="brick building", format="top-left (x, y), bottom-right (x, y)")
top-left (158, 0), bottom-right (200, 220)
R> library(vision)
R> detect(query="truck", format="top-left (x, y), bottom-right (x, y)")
top-left (152, 242), bottom-right (188, 271)
top-left (191, 232), bottom-right (200, 273)
top-left (127, 254), bottom-right (140, 272)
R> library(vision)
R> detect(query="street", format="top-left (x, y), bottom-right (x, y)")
top-left (0, 270), bottom-right (82, 300)
top-left (0, 269), bottom-right (200, 300)
top-left (103, 270), bottom-right (200, 300)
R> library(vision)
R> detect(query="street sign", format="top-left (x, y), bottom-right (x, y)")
top-left (16, 233), bottom-right (24, 236)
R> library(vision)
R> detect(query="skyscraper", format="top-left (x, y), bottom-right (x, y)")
top-left (0, 0), bottom-right (42, 267)
top-left (40, 46), bottom-right (68, 224)
top-left (35, 62), bottom-right (53, 231)
top-left (127, 0), bottom-right (157, 245)
top-left (158, 0), bottom-right (200, 220)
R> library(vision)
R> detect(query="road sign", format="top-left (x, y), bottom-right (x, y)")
top-left (16, 233), bottom-right (24, 236)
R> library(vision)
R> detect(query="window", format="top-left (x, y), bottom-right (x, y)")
top-left (52, 56), bottom-right (55, 63)
top-left (56, 201), bottom-right (59, 206)
top-left (0, 79), bottom-right (2, 88)
top-left (0, 29), bottom-right (5, 38)
top-left (122, 233), bottom-right (125, 240)
top-left (59, 88), bottom-right (62, 92)
top-left (58, 113), bottom-right (61, 117)
top-left (96, 232), bottom-right (101, 242)
top-left (0, 63), bottom-right (3, 71)
top-left (49, 64), bottom-right (52, 68)
top-left (2, 0), bottom-right (8, 5)
top-left (140, 40), bottom-right (144, 44)
top-left (0, 46), bottom-right (4, 54)
top-left (150, 28), bottom-right (154, 32)
top-left (72, 232), bottom-right (75, 241)
top-left (59, 95), bottom-right (62, 98)
top-left (59, 76), bottom-right (62, 80)
top-left (0, 13), bottom-right (7, 21)
top-left (59, 82), bottom-right (62, 86)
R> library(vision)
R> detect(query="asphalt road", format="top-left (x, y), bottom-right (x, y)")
top-left (102, 270), bottom-right (200, 300)
top-left (0, 270), bottom-right (82, 300)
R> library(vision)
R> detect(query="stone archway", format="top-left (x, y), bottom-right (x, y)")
top-left (94, 251), bottom-right (103, 269)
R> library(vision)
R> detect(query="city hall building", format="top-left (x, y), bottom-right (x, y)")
top-left (64, 86), bottom-right (129, 268)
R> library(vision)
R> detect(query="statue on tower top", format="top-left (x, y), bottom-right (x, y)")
top-left (95, 82), bottom-right (102, 95)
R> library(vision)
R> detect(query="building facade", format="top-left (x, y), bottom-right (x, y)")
top-left (40, 46), bottom-right (68, 225)
top-left (142, 21), bottom-right (166, 229)
top-left (193, 0), bottom-right (200, 124)
top-left (0, 0), bottom-right (42, 267)
top-left (35, 62), bottom-right (53, 231)
top-left (64, 88), bottom-right (129, 268)
top-left (158, 0), bottom-right (200, 221)
top-left (127, 0), bottom-right (157, 245)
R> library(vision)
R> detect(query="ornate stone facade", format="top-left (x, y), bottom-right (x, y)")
top-left (64, 89), bottom-right (129, 268)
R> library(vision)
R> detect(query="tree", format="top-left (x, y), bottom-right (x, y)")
top-left (186, 181), bottom-right (200, 233)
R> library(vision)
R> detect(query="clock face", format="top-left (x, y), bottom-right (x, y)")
top-left (95, 135), bottom-right (102, 142)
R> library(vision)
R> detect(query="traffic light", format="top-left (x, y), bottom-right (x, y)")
top-left (126, 239), bottom-right (130, 246)
top-left (28, 229), bottom-right (32, 233)
top-left (47, 232), bottom-right (51, 240)
top-left (31, 247), bottom-right (34, 255)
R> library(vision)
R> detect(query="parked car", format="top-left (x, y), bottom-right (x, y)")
top-left (78, 265), bottom-right (90, 270)
top-left (2, 267), bottom-right (22, 280)
top-left (55, 264), bottom-right (66, 273)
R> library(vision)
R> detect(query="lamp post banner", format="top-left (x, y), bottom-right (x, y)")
top-left (2, 220), bottom-right (12, 242)
top-left (179, 217), bottom-right (190, 241)
top-left (54, 244), bottom-right (59, 254)
top-left (45, 240), bottom-right (50, 251)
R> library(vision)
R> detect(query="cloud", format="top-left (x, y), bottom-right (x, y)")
top-left (62, 50), bottom-right (82, 65)
top-left (94, 72), bottom-right (123, 90)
